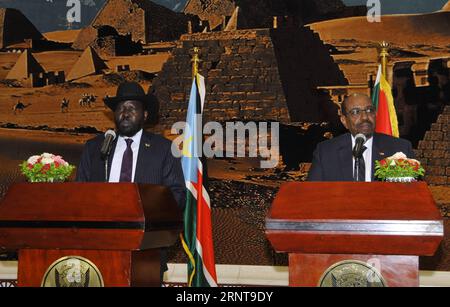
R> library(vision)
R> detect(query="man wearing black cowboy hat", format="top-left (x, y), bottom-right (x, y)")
top-left (76, 82), bottom-right (186, 283)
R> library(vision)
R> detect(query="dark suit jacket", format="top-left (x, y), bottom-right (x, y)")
top-left (307, 133), bottom-right (415, 181)
top-left (76, 131), bottom-right (186, 208)
top-left (76, 131), bottom-right (186, 281)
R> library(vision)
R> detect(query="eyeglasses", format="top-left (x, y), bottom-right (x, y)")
top-left (344, 106), bottom-right (376, 118)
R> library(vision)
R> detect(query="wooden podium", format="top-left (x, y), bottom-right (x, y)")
top-left (266, 182), bottom-right (444, 287)
top-left (0, 183), bottom-right (183, 287)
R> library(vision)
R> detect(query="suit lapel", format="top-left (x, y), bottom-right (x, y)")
top-left (372, 134), bottom-right (384, 181)
top-left (134, 131), bottom-right (152, 182)
top-left (106, 138), bottom-right (118, 181)
top-left (338, 133), bottom-right (354, 181)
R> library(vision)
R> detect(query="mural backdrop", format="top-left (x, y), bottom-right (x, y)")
top-left (0, 0), bottom-right (449, 271)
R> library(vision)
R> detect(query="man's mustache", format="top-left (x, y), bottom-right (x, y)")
top-left (357, 121), bottom-right (373, 128)
top-left (119, 118), bottom-right (131, 124)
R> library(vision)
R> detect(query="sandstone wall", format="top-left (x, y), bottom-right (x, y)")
top-left (184, 0), bottom-right (365, 30)
top-left (415, 106), bottom-right (450, 186)
top-left (73, 0), bottom-right (194, 50)
top-left (144, 2), bottom-right (194, 43)
top-left (151, 27), bottom-right (346, 130)
top-left (152, 29), bottom-right (289, 129)
top-left (184, 0), bottom-right (235, 30)
top-left (92, 0), bottom-right (146, 43)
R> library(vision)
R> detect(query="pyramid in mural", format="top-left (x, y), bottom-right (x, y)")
top-left (442, 1), bottom-right (450, 11)
top-left (184, 0), bottom-right (236, 30)
top-left (73, 0), bottom-right (193, 50)
top-left (183, 0), bottom-right (363, 30)
top-left (6, 50), bottom-right (45, 80)
top-left (223, 6), bottom-right (247, 31)
top-left (0, 8), bottom-right (43, 49)
top-left (66, 46), bottom-right (108, 81)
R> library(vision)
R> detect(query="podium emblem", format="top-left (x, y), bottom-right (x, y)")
top-left (319, 260), bottom-right (386, 287)
top-left (41, 256), bottom-right (104, 287)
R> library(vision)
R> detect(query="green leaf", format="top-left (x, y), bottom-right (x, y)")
top-left (373, 158), bottom-right (425, 181)
top-left (20, 161), bottom-right (75, 182)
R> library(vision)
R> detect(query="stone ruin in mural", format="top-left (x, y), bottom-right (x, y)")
top-left (0, 0), bottom-right (448, 184)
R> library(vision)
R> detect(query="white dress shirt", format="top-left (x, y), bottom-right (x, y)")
top-left (109, 129), bottom-right (142, 182)
top-left (351, 135), bottom-right (373, 182)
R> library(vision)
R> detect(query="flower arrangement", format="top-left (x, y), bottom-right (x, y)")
top-left (20, 153), bottom-right (75, 183)
top-left (374, 152), bottom-right (425, 182)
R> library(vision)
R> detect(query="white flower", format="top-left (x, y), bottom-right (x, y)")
top-left (41, 157), bottom-right (55, 165)
top-left (389, 152), bottom-right (407, 160)
top-left (27, 155), bottom-right (41, 165)
top-left (41, 153), bottom-right (54, 159)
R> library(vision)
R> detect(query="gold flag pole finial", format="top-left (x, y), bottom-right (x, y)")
top-left (379, 41), bottom-right (390, 76)
top-left (192, 47), bottom-right (200, 79)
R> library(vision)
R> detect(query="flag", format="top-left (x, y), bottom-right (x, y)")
top-left (180, 73), bottom-right (218, 287)
top-left (372, 64), bottom-right (399, 137)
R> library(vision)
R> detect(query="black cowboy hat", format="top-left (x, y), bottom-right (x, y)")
top-left (104, 81), bottom-right (152, 111)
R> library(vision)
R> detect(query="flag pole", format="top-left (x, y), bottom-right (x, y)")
top-left (181, 48), bottom-right (218, 287)
top-left (180, 47), bottom-right (202, 287)
top-left (192, 47), bottom-right (200, 80)
top-left (379, 41), bottom-right (390, 78)
top-left (374, 41), bottom-right (399, 138)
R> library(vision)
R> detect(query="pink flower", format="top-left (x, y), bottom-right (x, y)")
top-left (53, 155), bottom-right (68, 167)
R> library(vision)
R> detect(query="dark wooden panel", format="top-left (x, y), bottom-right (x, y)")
top-left (0, 183), bottom-right (144, 222)
top-left (0, 228), bottom-right (143, 251)
top-left (18, 249), bottom-right (133, 287)
top-left (0, 183), bottom-right (184, 251)
top-left (266, 231), bottom-right (443, 256)
top-left (138, 184), bottom-right (183, 231)
top-left (289, 254), bottom-right (418, 287)
top-left (269, 182), bottom-right (441, 221)
top-left (131, 249), bottom-right (161, 287)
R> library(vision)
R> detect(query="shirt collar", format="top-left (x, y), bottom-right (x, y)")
top-left (118, 129), bottom-right (143, 144)
top-left (351, 134), bottom-right (373, 149)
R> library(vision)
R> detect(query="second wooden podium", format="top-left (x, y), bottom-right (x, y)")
top-left (266, 182), bottom-right (444, 287)
top-left (0, 183), bottom-right (183, 287)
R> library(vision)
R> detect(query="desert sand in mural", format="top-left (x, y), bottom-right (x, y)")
top-left (0, 49), bottom-right (159, 132)
top-left (0, 11), bottom-right (448, 133)
top-left (43, 30), bottom-right (82, 44)
top-left (309, 10), bottom-right (450, 85)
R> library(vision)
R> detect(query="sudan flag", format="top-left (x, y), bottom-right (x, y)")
top-left (372, 65), bottom-right (399, 137)
top-left (180, 73), bottom-right (218, 287)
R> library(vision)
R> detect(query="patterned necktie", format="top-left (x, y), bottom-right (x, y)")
top-left (119, 138), bottom-right (133, 182)
top-left (354, 146), bottom-right (367, 182)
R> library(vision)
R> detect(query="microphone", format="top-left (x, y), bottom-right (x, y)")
top-left (100, 129), bottom-right (116, 160)
top-left (352, 133), bottom-right (367, 158)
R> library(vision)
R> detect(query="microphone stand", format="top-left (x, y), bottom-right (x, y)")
top-left (354, 155), bottom-right (361, 182)
top-left (104, 158), bottom-right (109, 183)
top-left (102, 151), bottom-right (112, 183)
top-left (353, 147), bottom-right (365, 182)
top-left (100, 130), bottom-right (116, 182)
